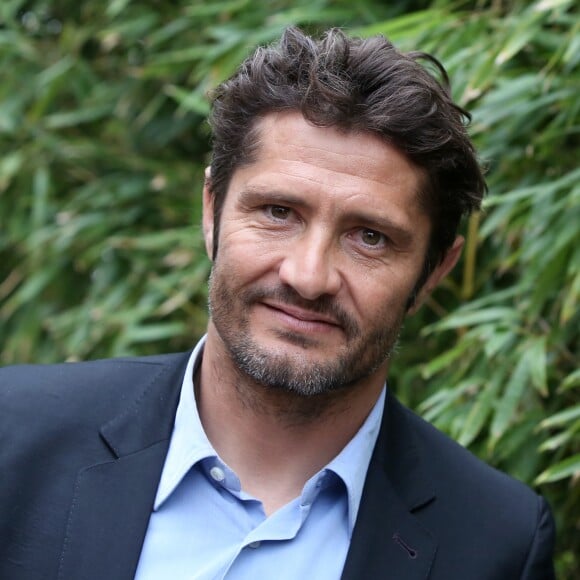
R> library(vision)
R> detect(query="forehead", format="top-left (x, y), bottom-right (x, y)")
top-left (252, 112), bottom-right (422, 190)
top-left (263, 113), bottom-right (383, 162)
top-left (225, 112), bottom-right (429, 233)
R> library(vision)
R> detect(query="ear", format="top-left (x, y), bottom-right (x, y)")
top-left (202, 166), bottom-right (214, 260)
top-left (408, 236), bottom-right (464, 315)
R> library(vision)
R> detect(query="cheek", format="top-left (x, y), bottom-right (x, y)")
top-left (347, 268), bottom-right (417, 320)
top-left (217, 228), bottom-right (282, 280)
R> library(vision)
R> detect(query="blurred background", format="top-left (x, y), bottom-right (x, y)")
top-left (0, 0), bottom-right (578, 575)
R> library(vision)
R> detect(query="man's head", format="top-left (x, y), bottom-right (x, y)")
top-left (201, 27), bottom-right (486, 398)
top-left (207, 27), bottom-right (486, 293)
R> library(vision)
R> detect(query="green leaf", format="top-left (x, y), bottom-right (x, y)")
top-left (44, 104), bottom-right (115, 129)
top-left (0, 151), bottom-right (24, 191)
top-left (539, 405), bottom-right (580, 429)
top-left (354, 9), bottom-right (448, 41)
top-left (490, 352), bottom-right (531, 445)
top-left (419, 380), bottom-right (482, 423)
top-left (425, 307), bottom-right (519, 333)
top-left (526, 336), bottom-right (548, 396)
top-left (495, 28), bottom-right (536, 67)
top-left (561, 271), bottom-right (580, 325)
top-left (36, 56), bottom-right (75, 88)
top-left (164, 85), bottom-right (210, 116)
top-left (106, 0), bottom-right (132, 18)
top-left (123, 322), bottom-right (188, 343)
top-left (31, 166), bottom-right (50, 229)
top-left (421, 338), bottom-right (473, 379)
top-left (458, 376), bottom-right (500, 447)
top-left (559, 369), bottom-right (580, 392)
top-left (535, 454), bottom-right (580, 484)
top-left (539, 429), bottom-right (575, 452)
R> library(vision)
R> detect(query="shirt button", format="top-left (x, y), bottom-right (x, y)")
top-left (209, 466), bottom-right (225, 482)
top-left (247, 541), bottom-right (261, 549)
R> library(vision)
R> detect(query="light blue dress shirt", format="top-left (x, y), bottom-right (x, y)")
top-left (135, 337), bottom-right (385, 580)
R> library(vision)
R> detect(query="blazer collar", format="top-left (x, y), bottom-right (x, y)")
top-left (99, 353), bottom-right (190, 458)
top-left (342, 389), bottom-right (438, 580)
top-left (380, 390), bottom-right (437, 512)
top-left (57, 352), bottom-right (190, 580)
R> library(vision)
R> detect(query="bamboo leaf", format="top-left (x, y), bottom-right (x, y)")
top-left (44, 104), bottom-right (114, 129)
top-left (561, 271), bottom-right (580, 325)
top-left (559, 369), bottom-right (580, 393)
top-left (354, 9), bottom-right (448, 41)
top-left (526, 336), bottom-right (548, 397)
top-left (425, 307), bottom-right (519, 333)
top-left (0, 151), bottom-right (24, 192)
top-left (535, 454), bottom-right (580, 484)
top-left (458, 377), bottom-right (500, 447)
top-left (539, 405), bottom-right (580, 429)
top-left (123, 322), bottom-right (188, 343)
top-left (163, 85), bottom-right (210, 116)
top-left (490, 352), bottom-right (531, 445)
top-left (421, 338), bottom-right (473, 379)
top-left (538, 430), bottom-right (573, 452)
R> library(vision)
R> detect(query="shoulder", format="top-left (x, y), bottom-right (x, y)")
top-left (402, 401), bottom-right (536, 504)
top-left (0, 352), bottom-right (189, 437)
top-left (386, 398), bottom-right (555, 576)
top-left (0, 352), bottom-right (188, 397)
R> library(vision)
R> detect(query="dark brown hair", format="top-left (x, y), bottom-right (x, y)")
top-left (208, 27), bottom-right (486, 288)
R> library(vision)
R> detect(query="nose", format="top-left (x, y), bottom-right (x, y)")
top-left (278, 232), bottom-right (342, 300)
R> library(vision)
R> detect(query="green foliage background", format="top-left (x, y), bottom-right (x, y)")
top-left (1, 0), bottom-right (578, 575)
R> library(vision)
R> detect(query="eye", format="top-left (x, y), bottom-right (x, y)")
top-left (360, 228), bottom-right (386, 247)
top-left (266, 205), bottom-right (291, 220)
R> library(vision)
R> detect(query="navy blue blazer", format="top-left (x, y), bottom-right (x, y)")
top-left (0, 353), bottom-right (555, 579)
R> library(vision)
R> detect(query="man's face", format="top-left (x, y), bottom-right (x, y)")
top-left (204, 112), bottom-right (458, 396)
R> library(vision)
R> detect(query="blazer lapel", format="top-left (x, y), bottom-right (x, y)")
top-left (57, 353), bottom-right (189, 580)
top-left (342, 391), bottom-right (438, 580)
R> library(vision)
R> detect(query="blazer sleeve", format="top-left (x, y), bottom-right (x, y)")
top-left (520, 496), bottom-right (556, 580)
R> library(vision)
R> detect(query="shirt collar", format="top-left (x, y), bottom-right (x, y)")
top-left (154, 335), bottom-right (386, 535)
top-left (324, 387), bottom-right (385, 534)
top-left (154, 336), bottom-right (212, 510)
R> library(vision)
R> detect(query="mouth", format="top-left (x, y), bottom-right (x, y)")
top-left (261, 300), bottom-right (342, 330)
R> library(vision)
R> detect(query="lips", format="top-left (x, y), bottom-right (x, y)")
top-left (262, 300), bottom-right (341, 327)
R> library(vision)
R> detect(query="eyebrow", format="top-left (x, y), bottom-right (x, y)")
top-left (238, 186), bottom-right (309, 209)
top-left (238, 186), bottom-right (416, 245)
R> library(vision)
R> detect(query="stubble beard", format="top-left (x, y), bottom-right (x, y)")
top-left (208, 267), bottom-right (406, 398)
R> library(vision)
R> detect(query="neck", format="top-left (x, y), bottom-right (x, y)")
top-left (195, 326), bottom-right (386, 514)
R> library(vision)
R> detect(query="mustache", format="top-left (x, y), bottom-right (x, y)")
top-left (243, 285), bottom-right (359, 337)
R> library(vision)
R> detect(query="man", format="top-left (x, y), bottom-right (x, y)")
top-left (0, 27), bottom-right (555, 579)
